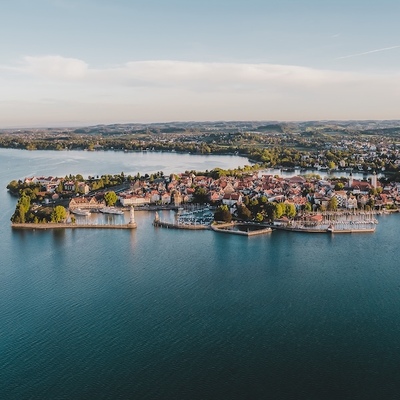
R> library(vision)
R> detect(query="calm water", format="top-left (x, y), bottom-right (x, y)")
top-left (1, 149), bottom-right (400, 399)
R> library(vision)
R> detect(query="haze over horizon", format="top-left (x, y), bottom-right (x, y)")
top-left (2, 0), bottom-right (400, 128)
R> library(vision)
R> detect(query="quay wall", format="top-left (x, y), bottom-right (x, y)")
top-left (211, 222), bottom-right (272, 236)
top-left (153, 221), bottom-right (209, 230)
top-left (11, 223), bottom-right (137, 230)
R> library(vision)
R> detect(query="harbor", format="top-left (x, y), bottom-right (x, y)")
top-left (211, 222), bottom-right (272, 236)
top-left (12, 206), bottom-right (138, 230)
top-left (273, 210), bottom-right (379, 233)
top-left (11, 222), bottom-right (137, 230)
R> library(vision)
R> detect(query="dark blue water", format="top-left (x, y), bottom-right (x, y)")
top-left (1, 149), bottom-right (400, 399)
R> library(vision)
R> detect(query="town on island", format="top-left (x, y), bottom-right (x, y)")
top-left (7, 165), bottom-right (392, 235)
top-left (6, 120), bottom-right (400, 234)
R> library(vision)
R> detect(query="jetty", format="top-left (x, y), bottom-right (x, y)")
top-left (152, 210), bottom-right (209, 230)
top-left (153, 220), bottom-right (209, 230)
top-left (211, 222), bottom-right (272, 236)
top-left (11, 222), bottom-right (137, 230)
top-left (12, 206), bottom-right (138, 230)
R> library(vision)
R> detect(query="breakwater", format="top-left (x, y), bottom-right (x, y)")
top-left (211, 222), bottom-right (272, 236)
top-left (11, 222), bottom-right (137, 230)
top-left (153, 220), bottom-right (209, 230)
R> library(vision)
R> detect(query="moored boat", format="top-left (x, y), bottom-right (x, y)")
top-left (100, 207), bottom-right (124, 215)
top-left (71, 208), bottom-right (91, 216)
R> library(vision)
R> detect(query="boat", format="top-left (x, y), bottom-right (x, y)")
top-left (327, 224), bottom-right (334, 233)
top-left (71, 208), bottom-right (91, 216)
top-left (100, 207), bottom-right (124, 215)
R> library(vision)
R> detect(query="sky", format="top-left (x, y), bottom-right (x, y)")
top-left (1, 0), bottom-right (400, 127)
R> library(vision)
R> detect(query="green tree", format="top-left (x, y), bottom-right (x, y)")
top-left (275, 202), bottom-right (286, 219)
top-left (193, 186), bottom-right (208, 204)
top-left (237, 204), bottom-right (252, 220)
top-left (214, 205), bottom-right (232, 222)
top-left (11, 194), bottom-right (31, 223)
top-left (265, 202), bottom-right (277, 221)
top-left (305, 202), bottom-right (312, 212)
top-left (6, 180), bottom-right (19, 193)
top-left (335, 182), bottom-right (344, 191)
top-left (328, 197), bottom-right (338, 211)
top-left (255, 213), bottom-right (264, 222)
top-left (51, 206), bottom-right (67, 223)
top-left (285, 203), bottom-right (297, 218)
top-left (104, 191), bottom-right (118, 206)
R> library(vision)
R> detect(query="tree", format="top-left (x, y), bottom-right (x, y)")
top-left (275, 202), bottom-right (286, 219)
top-left (6, 180), bottom-right (19, 193)
top-left (51, 206), bottom-right (67, 223)
top-left (328, 197), bottom-right (338, 211)
top-left (11, 194), bottom-right (31, 223)
top-left (214, 205), bottom-right (232, 222)
top-left (305, 202), bottom-right (312, 212)
top-left (285, 203), bottom-right (297, 218)
top-left (104, 191), bottom-right (118, 206)
top-left (265, 202), bottom-right (277, 221)
top-left (237, 204), bottom-right (252, 220)
top-left (255, 213), bottom-right (264, 222)
top-left (193, 186), bottom-right (208, 204)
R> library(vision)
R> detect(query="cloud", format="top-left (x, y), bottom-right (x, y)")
top-left (22, 55), bottom-right (89, 80)
top-left (337, 45), bottom-right (400, 60)
top-left (11, 56), bottom-right (380, 90)
top-left (2, 55), bottom-right (400, 126)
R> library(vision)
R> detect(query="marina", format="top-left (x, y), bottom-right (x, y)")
top-left (275, 211), bottom-right (379, 233)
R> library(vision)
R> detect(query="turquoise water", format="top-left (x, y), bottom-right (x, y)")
top-left (1, 149), bottom-right (400, 399)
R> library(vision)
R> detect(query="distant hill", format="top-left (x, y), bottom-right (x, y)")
top-left (254, 124), bottom-right (283, 133)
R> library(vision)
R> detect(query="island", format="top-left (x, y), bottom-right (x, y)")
top-left (7, 164), bottom-right (393, 234)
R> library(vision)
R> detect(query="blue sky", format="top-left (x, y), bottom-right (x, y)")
top-left (1, 0), bottom-right (400, 127)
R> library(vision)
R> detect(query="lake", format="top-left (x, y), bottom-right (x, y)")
top-left (1, 148), bottom-right (400, 399)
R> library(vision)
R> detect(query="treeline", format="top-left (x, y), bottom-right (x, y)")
top-left (9, 194), bottom-right (65, 223)
top-left (1, 130), bottom-right (400, 173)
top-left (214, 197), bottom-right (301, 224)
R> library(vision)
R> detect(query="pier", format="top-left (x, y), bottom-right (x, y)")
top-left (211, 222), bottom-right (272, 236)
top-left (153, 220), bottom-right (209, 230)
top-left (12, 222), bottom-right (137, 230)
